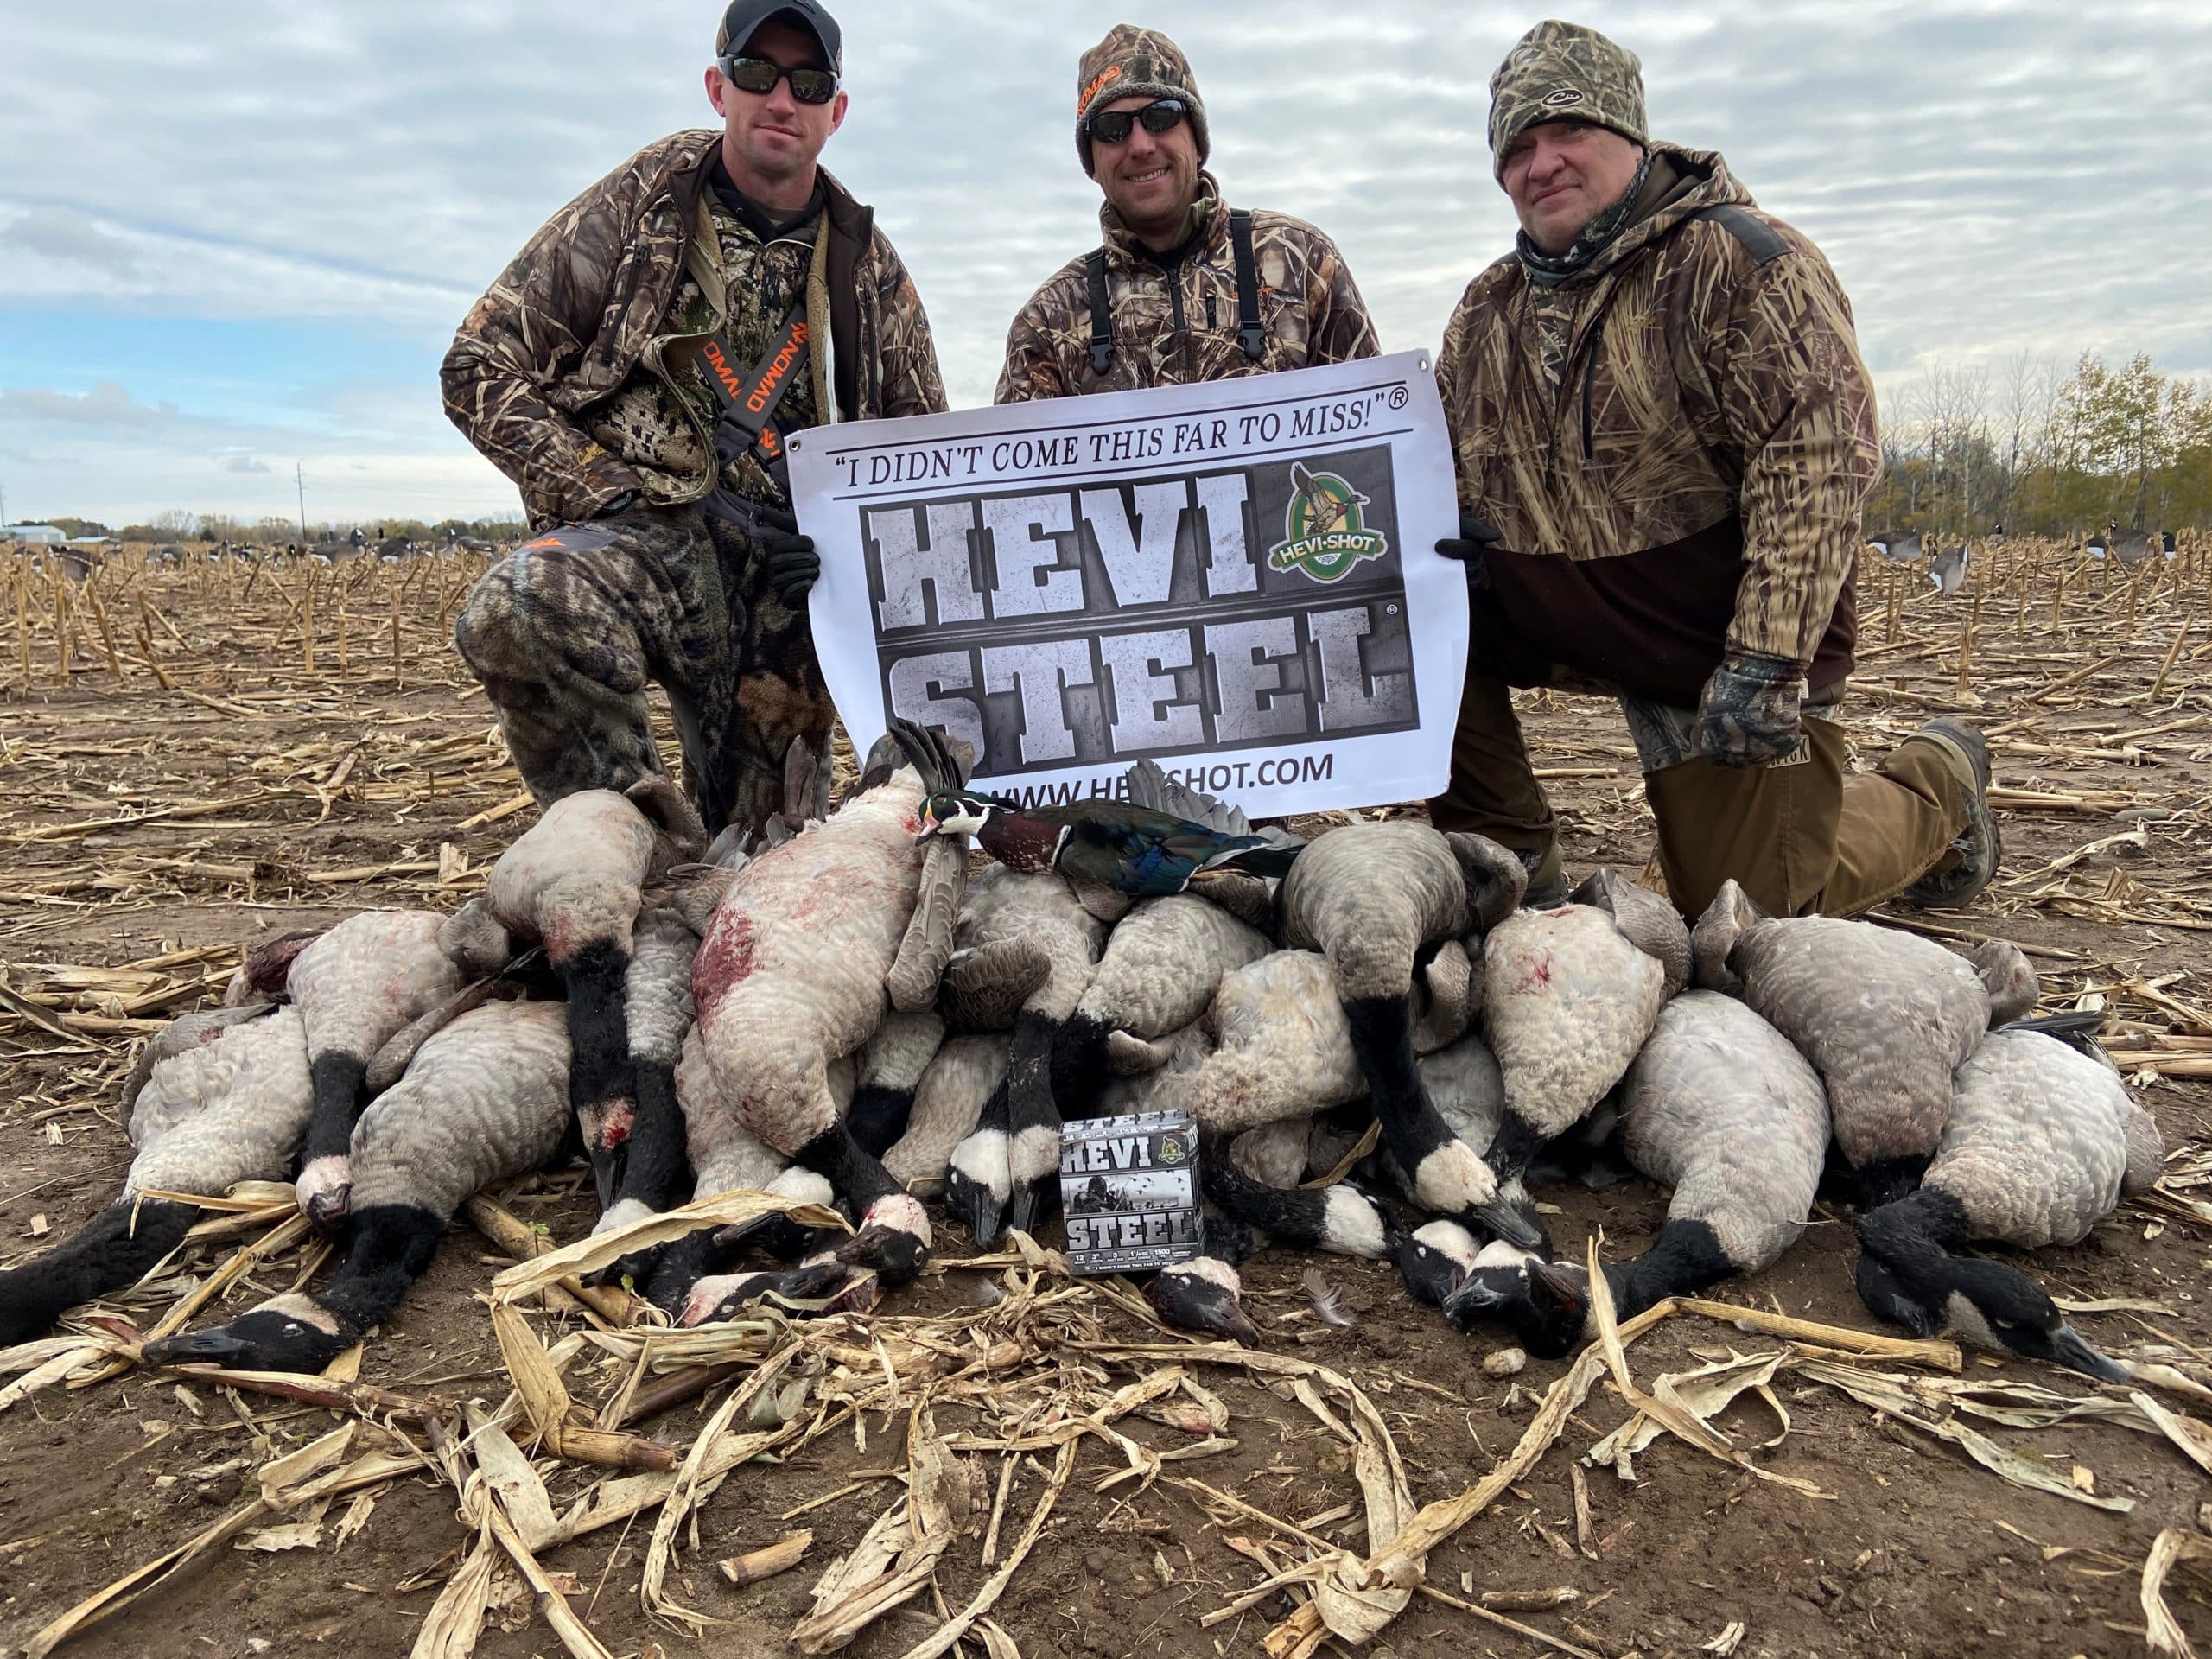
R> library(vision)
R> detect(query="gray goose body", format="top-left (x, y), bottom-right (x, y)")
top-left (885, 1034), bottom-right (1008, 1193)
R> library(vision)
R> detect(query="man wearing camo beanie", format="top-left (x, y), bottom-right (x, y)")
top-left (1425, 19), bottom-right (1999, 925)
top-left (995, 23), bottom-right (1376, 400)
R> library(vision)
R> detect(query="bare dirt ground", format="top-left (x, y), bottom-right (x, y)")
top-left (3, 540), bottom-right (2211, 1659)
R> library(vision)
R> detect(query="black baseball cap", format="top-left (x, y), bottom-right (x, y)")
top-left (715, 0), bottom-right (842, 76)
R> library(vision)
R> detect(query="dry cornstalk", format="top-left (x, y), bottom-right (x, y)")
top-left (83, 583), bottom-right (128, 683)
top-left (721, 1529), bottom-right (814, 1586)
top-left (1667, 1296), bottom-right (1961, 1370)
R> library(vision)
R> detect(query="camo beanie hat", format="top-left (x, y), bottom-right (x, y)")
top-left (1075, 25), bottom-right (1210, 177)
top-left (1487, 20), bottom-right (1648, 178)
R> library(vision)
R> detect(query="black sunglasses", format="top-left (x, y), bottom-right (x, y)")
top-left (1088, 98), bottom-right (1189, 146)
top-left (720, 54), bottom-right (840, 105)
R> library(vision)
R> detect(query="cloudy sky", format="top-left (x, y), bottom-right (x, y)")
top-left (3, 0), bottom-right (2208, 528)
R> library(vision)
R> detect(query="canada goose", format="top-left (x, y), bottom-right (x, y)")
top-left (2107, 523), bottom-right (2156, 565)
top-left (1928, 543), bottom-right (1968, 595)
top-left (939, 866), bottom-right (1108, 1245)
top-left (1693, 880), bottom-right (2031, 1208)
top-left (0, 1006), bottom-right (311, 1345)
top-left (1276, 823), bottom-right (1539, 1247)
top-left (1479, 869), bottom-right (1688, 1185)
top-left (1051, 893), bottom-right (1273, 1123)
top-left (288, 911), bottom-right (471, 1227)
top-left (444, 526), bottom-right (494, 555)
top-left (848, 1009), bottom-right (948, 1159)
top-left (1198, 1160), bottom-right (1396, 1262)
top-left (1853, 1026), bottom-right (2161, 1379)
top-left (686, 721), bottom-right (971, 1287)
top-left (1450, 990), bottom-right (1829, 1356)
top-left (1866, 529), bottom-right (1924, 563)
top-left (147, 1001), bottom-right (573, 1373)
top-left (884, 1033), bottom-right (1010, 1196)
top-left (446, 778), bottom-right (705, 1223)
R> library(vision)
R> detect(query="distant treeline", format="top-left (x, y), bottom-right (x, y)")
top-left (1867, 352), bottom-right (2209, 540)
top-left (33, 512), bottom-right (526, 545)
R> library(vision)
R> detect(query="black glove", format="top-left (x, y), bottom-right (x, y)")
top-left (1434, 512), bottom-right (1503, 563)
top-left (591, 489), bottom-right (639, 519)
top-left (748, 502), bottom-right (820, 607)
top-left (1694, 650), bottom-right (1808, 768)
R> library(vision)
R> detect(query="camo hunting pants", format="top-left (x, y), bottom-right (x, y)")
top-left (455, 503), bottom-right (834, 839)
top-left (1427, 668), bottom-right (1967, 921)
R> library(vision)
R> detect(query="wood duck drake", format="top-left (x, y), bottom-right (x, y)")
top-left (918, 791), bottom-right (1302, 913)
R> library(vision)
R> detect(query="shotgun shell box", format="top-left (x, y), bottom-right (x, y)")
top-left (1058, 1109), bottom-right (1203, 1275)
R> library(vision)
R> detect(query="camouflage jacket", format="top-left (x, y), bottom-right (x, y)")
top-left (443, 130), bottom-right (946, 530)
top-left (1438, 145), bottom-right (1877, 705)
top-left (996, 175), bottom-right (1377, 401)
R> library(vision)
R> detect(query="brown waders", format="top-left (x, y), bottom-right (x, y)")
top-left (1427, 665), bottom-right (1968, 921)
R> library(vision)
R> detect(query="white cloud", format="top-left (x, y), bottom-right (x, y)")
top-left (2, 0), bottom-right (2209, 519)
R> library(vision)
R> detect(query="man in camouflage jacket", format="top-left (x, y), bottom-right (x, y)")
top-left (996, 25), bottom-right (1376, 401)
top-left (443, 0), bottom-right (945, 837)
top-left (1427, 20), bottom-right (1997, 920)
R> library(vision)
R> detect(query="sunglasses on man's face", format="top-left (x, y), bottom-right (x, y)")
top-left (721, 55), bottom-right (840, 105)
top-left (1088, 98), bottom-right (1189, 146)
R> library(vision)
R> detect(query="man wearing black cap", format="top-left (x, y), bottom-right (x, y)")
top-left (443, 0), bottom-right (945, 839)
top-left (996, 23), bottom-right (1376, 400)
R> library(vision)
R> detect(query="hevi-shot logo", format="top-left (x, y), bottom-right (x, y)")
top-left (1268, 462), bottom-right (1389, 582)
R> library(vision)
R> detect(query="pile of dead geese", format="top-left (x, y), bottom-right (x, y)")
top-left (0, 721), bottom-right (2162, 1383)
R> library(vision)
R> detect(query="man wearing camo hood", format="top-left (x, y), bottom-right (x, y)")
top-left (1427, 19), bottom-right (1998, 921)
top-left (442, 0), bottom-right (945, 840)
top-left (996, 25), bottom-right (1377, 399)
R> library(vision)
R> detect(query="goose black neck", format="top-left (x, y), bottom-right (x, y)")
top-left (1611, 1218), bottom-right (1737, 1319)
top-left (796, 1126), bottom-right (900, 1211)
top-left (317, 1202), bottom-right (448, 1337)
top-left (303, 1051), bottom-right (371, 1162)
top-left (618, 1059), bottom-right (690, 1211)
top-left (560, 940), bottom-right (635, 1109)
top-left (1481, 1109), bottom-right (1549, 1183)
top-left (1342, 994), bottom-right (1459, 1182)
top-left (1004, 1008), bottom-right (1062, 1134)
top-left (1852, 1154), bottom-right (1933, 1213)
top-left (0, 1198), bottom-right (197, 1345)
top-left (1857, 1186), bottom-right (1971, 1264)
top-left (1049, 1012), bottom-right (1115, 1123)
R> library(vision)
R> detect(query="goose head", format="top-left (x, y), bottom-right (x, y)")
top-left (1853, 1230), bottom-right (2128, 1382)
top-left (144, 1293), bottom-right (353, 1375)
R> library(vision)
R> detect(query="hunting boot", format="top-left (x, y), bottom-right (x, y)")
top-left (1519, 842), bottom-right (1569, 909)
top-left (1897, 717), bottom-right (1999, 909)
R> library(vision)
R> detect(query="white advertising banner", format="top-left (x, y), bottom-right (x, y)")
top-left (788, 350), bottom-right (1465, 817)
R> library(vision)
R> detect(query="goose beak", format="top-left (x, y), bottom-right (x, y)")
top-left (591, 1145), bottom-right (626, 1216)
top-left (144, 1329), bottom-right (251, 1368)
top-left (1472, 1196), bottom-right (1548, 1254)
top-left (2050, 1324), bottom-right (2133, 1383)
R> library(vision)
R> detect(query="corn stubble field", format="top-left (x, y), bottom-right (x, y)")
top-left (3, 537), bottom-right (2212, 1659)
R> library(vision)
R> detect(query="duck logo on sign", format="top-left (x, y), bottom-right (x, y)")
top-left (1268, 462), bottom-right (1389, 583)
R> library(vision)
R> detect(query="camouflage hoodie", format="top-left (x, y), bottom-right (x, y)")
top-left (995, 174), bottom-right (1377, 401)
top-left (1439, 143), bottom-right (1877, 706)
top-left (442, 130), bottom-right (945, 530)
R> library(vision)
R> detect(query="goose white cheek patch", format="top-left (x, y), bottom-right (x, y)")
top-left (295, 1154), bottom-right (352, 1220)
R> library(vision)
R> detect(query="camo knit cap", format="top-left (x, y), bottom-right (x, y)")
top-left (1487, 20), bottom-right (1648, 177)
top-left (1074, 24), bottom-right (1211, 177)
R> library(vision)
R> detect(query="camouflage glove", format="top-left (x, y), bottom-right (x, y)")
top-left (1694, 651), bottom-right (1808, 768)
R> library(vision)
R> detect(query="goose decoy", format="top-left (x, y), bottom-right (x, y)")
top-left (1853, 1025), bottom-right (2161, 1380)
top-left (1450, 990), bottom-right (1830, 1356)
top-left (1694, 880), bottom-right (2032, 1209)
top-left (1479, 869), bottom-right (1688, 1185)
top-left (0, 1006), bottom-right (310, 1345)
top-left (1929, 543), bottom-right (1968, 595)
top-left (1866, 529), bottom-right (1924, 563)
top-left (147, 1001), bottom-right (573, 1373)
top-left (684, 721), bottom-right (971, 1289)
top-left (2161, 531), bottom-right (2178, 560)
top-left (918, 791), bottom-right (1301, 918)
top-left (1276, 822), bottom-right (1540, 1248)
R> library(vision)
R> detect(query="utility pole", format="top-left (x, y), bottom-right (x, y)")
top-left (296, 462), bottom-right (308, 542)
